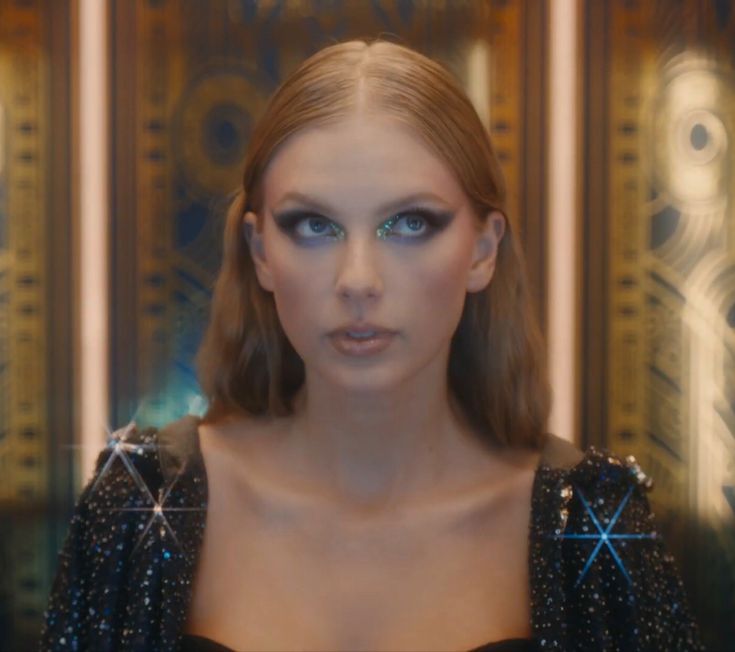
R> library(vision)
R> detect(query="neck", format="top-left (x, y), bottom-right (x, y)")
top-left (282, 355), bottom-right (491, 511)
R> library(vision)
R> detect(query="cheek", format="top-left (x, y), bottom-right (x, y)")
top-left (257, 225), bottom-right (319, 341)
top-left (268, 255), bottom-right (322, 348)
top-left (408, 245), bottom-right (472, 338)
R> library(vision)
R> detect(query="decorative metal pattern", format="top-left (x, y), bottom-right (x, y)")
top-left (583, 1), bottom-right (735, 647)
top-left (0, 1), bottom-right (73, 649)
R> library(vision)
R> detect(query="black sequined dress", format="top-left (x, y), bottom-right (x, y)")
top-left (39, 415), bottom-right (704, 651)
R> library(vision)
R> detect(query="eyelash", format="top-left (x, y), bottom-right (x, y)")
top-left (273, 206), bottom-right (452, 243)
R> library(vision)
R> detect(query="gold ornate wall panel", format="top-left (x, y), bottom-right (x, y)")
top-left (0, 1), bottom-right (74, 649)
top-left (583, 2), bottom-right (735, 647)
top-left (110, 0), bottom-right (549, 427)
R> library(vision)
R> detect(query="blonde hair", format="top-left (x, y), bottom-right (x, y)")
top-left (195, 38), bottom-right (552, 449)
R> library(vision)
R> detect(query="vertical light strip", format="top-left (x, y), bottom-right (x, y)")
top-left (79, 0), bottom-right (109, 484)
top-left (547, 0), bottom-right (579, 443)
top-left (466, 39), bottom-right (491, 131)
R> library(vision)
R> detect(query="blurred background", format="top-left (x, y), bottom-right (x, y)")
top-left (0, 0), bottom-right (733, 650)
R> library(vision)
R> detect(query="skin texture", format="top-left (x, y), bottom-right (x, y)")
top-left (241, 111), bottom-right (510, 510)
top-left (185, 112), bottom-right (540, 650)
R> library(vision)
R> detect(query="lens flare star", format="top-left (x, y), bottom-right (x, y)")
top-left (82, 419), bottom-right (205, 559)
top-left (88, 421), bottom-right (158, 498)
top-left (107, 465), bottom-right (204, 558)
top-left (550, 483), bottom-right (658, 588)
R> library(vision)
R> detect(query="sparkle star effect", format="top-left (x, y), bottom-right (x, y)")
top-left (88, 420), bottom-right (158, 498)
top-left (550, 484), bottom-right (657, 588)
top-left (75, 413), bottom-right (205, 559)
top-left (106, 465), bottom-right (204, 558)
top-left (62, 402), bottom-right (150, 470)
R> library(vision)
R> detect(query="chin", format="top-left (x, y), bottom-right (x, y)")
top-left (308, 361), bottom-right (420, 394)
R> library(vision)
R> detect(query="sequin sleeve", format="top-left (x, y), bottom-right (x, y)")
top-left (38, 456), bottom-right (99, 651)
top-left (38, 425), bottom-right (164, 651)
top-left (613, 464), bottom-right (705, 651)
top-left (554, 450), bottom-right (706, 651)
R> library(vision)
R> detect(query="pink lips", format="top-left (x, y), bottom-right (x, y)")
top-left (329, 331), bottom-right (396, 356)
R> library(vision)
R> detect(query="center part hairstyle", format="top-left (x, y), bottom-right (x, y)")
top-left (195, 37), bottom-right (552, 450)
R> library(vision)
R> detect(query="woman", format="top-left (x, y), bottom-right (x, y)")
top-left (40, 38), bottom-right (703, 652)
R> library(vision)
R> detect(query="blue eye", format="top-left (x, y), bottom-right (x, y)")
top-left (294, 216), bottom-right (338, 239)
top-left (379, 212), bottom-right (433, 239)
top-left (272, 206), bottom-right (453, 243)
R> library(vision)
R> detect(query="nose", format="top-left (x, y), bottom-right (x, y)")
top-left (335, 236), bottom-right (384, 301)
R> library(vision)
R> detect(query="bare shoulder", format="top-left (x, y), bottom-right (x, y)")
top-left (487, 444), bottom-right (543, 506)
top-left (196, 412), bottom-right (298, 498)
top-left (467, 439), bottom-right (543, 493)
top-left (198, 412), bottom-right (287, 455)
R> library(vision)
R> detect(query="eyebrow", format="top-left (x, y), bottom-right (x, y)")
top-left (273, 191), bottom-right (452, 217)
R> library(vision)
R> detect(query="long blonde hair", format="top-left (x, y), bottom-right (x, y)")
top-left (195, 38), bottom-right (552, 449)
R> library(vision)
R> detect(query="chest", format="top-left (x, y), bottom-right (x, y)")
top-left (183, 462), bottom-right (536, 651)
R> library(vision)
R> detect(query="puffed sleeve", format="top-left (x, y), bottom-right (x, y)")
top-left (561, 451), bottom-right (706, 651)
top-left (39, 448), bottom-right (108, 651)
top-left (38, 424), bottom-right (163, 651)
top-left (40, 440), bottom-right (110, 652)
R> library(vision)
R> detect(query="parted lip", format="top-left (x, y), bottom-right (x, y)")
top-left (329, 323), bottom-right (396, 336)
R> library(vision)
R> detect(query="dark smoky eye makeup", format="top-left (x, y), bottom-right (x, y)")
top-left (271, 205), bottom-right (455, 242)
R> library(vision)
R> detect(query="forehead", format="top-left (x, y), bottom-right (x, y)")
top-left (261, 114), bottom-right (466, 209)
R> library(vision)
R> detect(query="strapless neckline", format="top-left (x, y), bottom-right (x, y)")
top-left (179, 632), bottom-right (539, 651)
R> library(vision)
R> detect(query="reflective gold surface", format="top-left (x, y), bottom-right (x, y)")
top-left (584, 2), bottom-right (735, 647)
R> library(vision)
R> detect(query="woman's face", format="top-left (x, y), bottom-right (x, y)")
top-left (244, 112), bottom-right (505, 393)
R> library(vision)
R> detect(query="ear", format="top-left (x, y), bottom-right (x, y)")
top-left (466, 210), bottom-right (506, 293)
top-left (243, 211), bottom-right (274, 292)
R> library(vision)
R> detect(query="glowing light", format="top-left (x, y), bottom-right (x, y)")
top-left (548, 0), bottom-right (579, 444)
top-left (466, 39), bottom-right (491, 131)
top-left (550, 484), bottom-right (657, 588)
top-left (84, 420), bottom-right (205, 559)
top-left (88, 421), bottom-right (157, 498)
top-left (80, 0), bottom-right (110, 485)
top-left (109, 466), bottom-right (204, 558)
